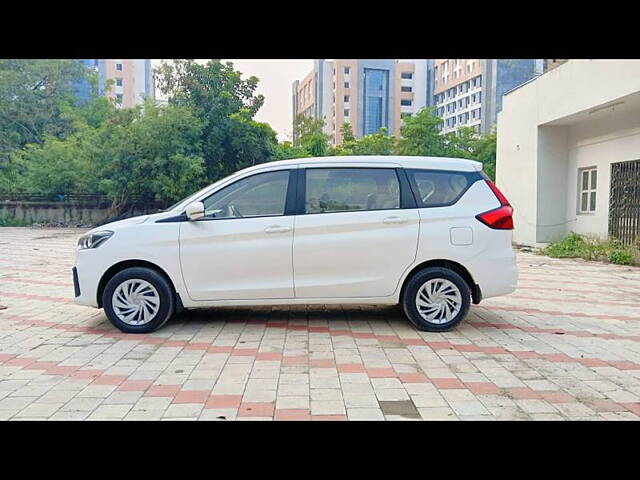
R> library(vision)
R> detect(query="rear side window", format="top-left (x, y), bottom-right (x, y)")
top-left (305, 168), bottom-right (400, 214)
top-left (407, 169), bottom-right (479, 207)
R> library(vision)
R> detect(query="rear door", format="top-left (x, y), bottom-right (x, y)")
top-left (292, 166), bottom-right (420, 299)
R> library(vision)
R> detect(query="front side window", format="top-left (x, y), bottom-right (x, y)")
top-left (578, 167), bottom-right (597, 213)
top-left (408, 169), bottom-right (476, 207)
top-left (305, 168), bottom-right (400, 214)
top-left (203, 170), bottom-right (290, 219)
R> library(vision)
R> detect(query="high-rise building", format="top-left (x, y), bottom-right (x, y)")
top-left (97, 59), bottom-right (155, 108)
top-left (73, 59), bottom-right (99, 105)
top-left (433, 59), bottom-right (543, 135)
top-left (292, 59), bottom-right (433, 145)
top-left (73, 59), bottom-right (155, 108)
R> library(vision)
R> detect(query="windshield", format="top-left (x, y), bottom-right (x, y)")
top-left (163, 171), bottom-right (241, 212)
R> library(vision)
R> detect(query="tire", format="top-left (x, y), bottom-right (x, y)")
top-left (102, 267), bottom-right (175, 334)
top-left (402, 267), bottom-right (471, 332)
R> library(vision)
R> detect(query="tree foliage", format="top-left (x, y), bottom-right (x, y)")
top-left (155, 59), bottom-right (273, 180)
top-left (0, 60), bottom-right (91, 164)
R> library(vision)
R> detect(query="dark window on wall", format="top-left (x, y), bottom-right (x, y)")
top-left (401, 99), bottom-right (412, 106)
top-left (363, 68), bottom-right (389, 135)
top-left (344, 66), bottom-right (350, 74)
top-left (116, 63), bottom-right (123, 71)
top-left (401, 86), bottom-right (412, 92)
top-left (116, 78), bottom-right (123, 86)
top-left (115, 94), bottom-right (123, 104)
top-left (401, 72), bottom-right (413, 79)
top-left (344, 82), bottom-right (350, 88)
top-left (578, 167), bottom-right (597, 213)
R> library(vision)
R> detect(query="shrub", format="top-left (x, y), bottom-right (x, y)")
top-left (541, 232), bottom-right (639, 266)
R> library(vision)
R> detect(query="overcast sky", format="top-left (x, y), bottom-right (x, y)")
top-left (152, 59), bottom-right (314, 141)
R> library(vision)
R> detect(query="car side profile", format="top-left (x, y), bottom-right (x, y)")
top-left (73, 156), bottom-right (517, 333)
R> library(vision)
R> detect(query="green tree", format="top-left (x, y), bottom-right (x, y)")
top-left (340, 122), bottom-right (355, 143)
top-left (290, 113), bottom-right (332, 157)
top-left (292, 114), bottom-right (326, 146)
top-left (396, 107), bottom-right (448, 157)
top-left (469, 129), bottom-right (497, 180)
top-left (155, 59), bottom-right (274, 181)
top-left (0, 60), bottom-right (91, 164)
top-left (445, 126), bottom-right (478, 159)
top-left (94, 101), bottom-right (206, 213)
top-left (272, 141), bottom-right (310, 160)
top-left (8, 98), bottom-right (206, 215)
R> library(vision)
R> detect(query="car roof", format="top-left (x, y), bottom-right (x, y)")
top-left (243, 156), bottom-right (483, 174)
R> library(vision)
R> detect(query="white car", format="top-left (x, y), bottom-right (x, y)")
top-left (73, 156), bottom-right (517, 334)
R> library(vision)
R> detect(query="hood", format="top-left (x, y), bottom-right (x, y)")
top-left (89, 212), bottom-right (163, 233)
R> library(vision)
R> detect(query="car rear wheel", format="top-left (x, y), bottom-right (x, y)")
top-left (102, 267), bottom-right (174, 333)
top-left (402, 267), bottom-right (471, 332)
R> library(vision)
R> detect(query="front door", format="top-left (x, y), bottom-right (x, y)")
top-left (609, 159), bottom-right (640, 246)
top-left (179, 169), bottom-right (295, 301)
top-left (293, 167), bottom-right (419, 298)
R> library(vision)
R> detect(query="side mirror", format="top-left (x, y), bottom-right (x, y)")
top-left (185, 201), bottom-right (205, 221)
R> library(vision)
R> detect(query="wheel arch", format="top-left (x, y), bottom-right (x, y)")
top-left (97, 259), bottom-right (177, 308)
top-left (399, 259), bottom-right (482, 305)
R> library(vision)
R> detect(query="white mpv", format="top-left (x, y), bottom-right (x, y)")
top-left (73, 156), bottom-right (517, 334)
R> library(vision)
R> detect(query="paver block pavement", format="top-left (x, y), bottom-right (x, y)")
top-left (0, 227), bottom-right (639, 421)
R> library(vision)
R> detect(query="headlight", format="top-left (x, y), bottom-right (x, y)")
top-left (77, 230), bottom-right (114, 250)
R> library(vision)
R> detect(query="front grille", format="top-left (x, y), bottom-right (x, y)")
top-left (72, 267), bottom-right (80, 297)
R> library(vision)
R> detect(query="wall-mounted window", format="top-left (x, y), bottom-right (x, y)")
top-left (116, 63), bottom-right (123, 71)
top-left (578, 167), bottom-right (597, 213)
top-left (344, 81), bottom-right (350, 89)
top-left (116, 78), bottom-right (123, 87)
top-left (115, 94), bottom-right (123, 105)
top-left (363, 68), bottom-right (389, 135)
top-left (401, 86), bottom-right (412, 92)
top-left (344, 109), bottom-right (350, 117)
top-left (400, 99), bottom-right (412, 106)
top-left (344, 66), bottom-right (350, 74)
top-left (401, 72), bottom-right (413, 79)
top-left (344, 95), bottom-right (349, 102)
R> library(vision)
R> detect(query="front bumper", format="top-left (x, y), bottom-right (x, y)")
top-left (72, 267), bottom-right (80, 297)
top-left (73, 251), bottom-right (103, 308)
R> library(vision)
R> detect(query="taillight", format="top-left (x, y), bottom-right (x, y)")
top-left (476, 179), bottom-right (514, 230)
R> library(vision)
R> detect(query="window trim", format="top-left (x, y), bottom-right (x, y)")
top-left (405, 168), bottom-right (483, 208)
top-left (577, 166), bottom-right (597, 214)
top-left (296, 167), bottom-right (414, 216)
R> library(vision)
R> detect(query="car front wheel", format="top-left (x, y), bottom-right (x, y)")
top-left (102, 267), bottom-right (175, 333)
top-left (402, 267), bottom-right (471, 332)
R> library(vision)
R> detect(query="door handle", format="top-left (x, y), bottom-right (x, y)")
top-left (383, 216), bottom-right (408, 225)
top-left (264, 225), bottom-right (292, 234)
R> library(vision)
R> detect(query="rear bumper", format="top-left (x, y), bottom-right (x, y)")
top-left (467, 249), bottom-right (517, 300)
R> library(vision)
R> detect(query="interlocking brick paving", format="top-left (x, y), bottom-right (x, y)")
top-left (1, 227), bottom-right (640, 421)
